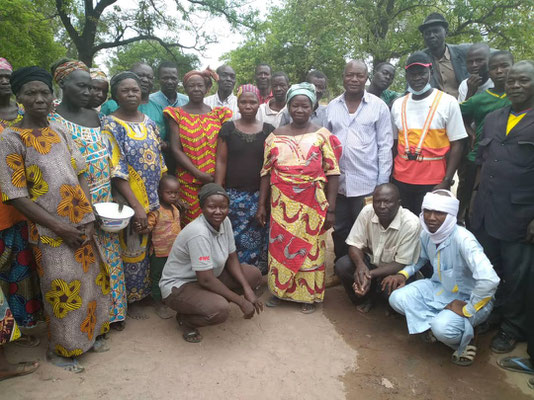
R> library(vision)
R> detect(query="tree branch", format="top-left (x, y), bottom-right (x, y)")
top-left (93, 35), bottom-right (197, 52)
top-left (186, 0), bottom-right (256, 29)
top-left (55, 0), bottom-right (80, 43)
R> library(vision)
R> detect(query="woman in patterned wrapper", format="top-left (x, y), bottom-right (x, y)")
top-left (0, 67), bottom-right (111, 373)
top-left (49, 59), bottom-right (127, 331)
top-left (164, 68), bottom-right (232, 226)
top-left (257, 82), bottom-right (342, 314)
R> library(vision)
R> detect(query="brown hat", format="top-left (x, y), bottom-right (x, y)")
top-left (418, 13), bottom-right (449, 33)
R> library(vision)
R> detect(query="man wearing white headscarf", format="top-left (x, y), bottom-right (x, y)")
top-left (385, 190), bottom-right (500, 366)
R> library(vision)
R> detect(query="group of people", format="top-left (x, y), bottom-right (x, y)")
top-left (0, 11), bottom-right (532, 390)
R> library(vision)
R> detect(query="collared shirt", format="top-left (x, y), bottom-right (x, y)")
top-left (326, 91), bottom-right (393, 197)
top-left (457, 78), bottom-right (494, 103)
top-left (256, 102), bottom-right (286, 128)
top-left (433, 46), bottom-right (459, 98)
top-left (149, 90), bottom-right (189, 108)
top-left (159, 214), bottom-right (236, 298)
top-left (204, 92), bottom-right (239, 120)
top-left (279, 104), bottom-right (327, 127)
top-left (346, 204), bottom-right (421, 266)
top-left (398, 225), bottom-right (500, 317)
top-left (259, 91), bottom-right (273, 105)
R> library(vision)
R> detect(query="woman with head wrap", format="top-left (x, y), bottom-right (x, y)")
top-left (0, 58), bottom-right (43, 337)
top-left (101, 72), bottom-right (167, 317)
top-left (214, 85), bottom-right (274, 274)
top-left (88, 68), bottom-right (109, 111)
top-left (0, 66), bottom-right (111, 373)
top-left (164, 68), bottom-right (232, 226)
top-left (386, 190), bottom-right (500, 366)
top-left (256, 82), bottom-right (342, 313)
top-left (159, 183), bottom-right (262, 343)
top-left (49, 60), bottom-right (127, 329)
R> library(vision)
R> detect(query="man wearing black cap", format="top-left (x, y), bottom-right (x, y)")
top-left (419, 12), bottom-right (470, 98)
top-left (390, 52), bottom-right (467, 215)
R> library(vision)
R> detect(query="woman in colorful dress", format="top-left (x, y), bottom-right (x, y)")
top-left (0, 67), bottom-right (111, 373)
top-left (101, 72), bottom-right (167, 312)
top-left (0, 58), bottom-right (43, 343)
top-left (257, 83), bottom-right (341, 313)
top-left (49, 60), bottom-right (127, 330)
top-left (0, 286), bottom-right (39, 381)
top-left (215, 85), bottom-right (274, 274)
top-left (165, 68), bottom-right (232, 226)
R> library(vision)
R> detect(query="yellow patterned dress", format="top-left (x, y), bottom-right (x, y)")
top-left (101, 115), bottom-right (167, 302)
top-left (261, 128), bottom-right (341, 303)
top-left (0, 122), bottom-right (111, 356)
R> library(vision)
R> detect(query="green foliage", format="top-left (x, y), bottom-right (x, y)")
top-left (0, 0), bottom-right (66, 69)
top-left (224, 0), bottom-right (534, 98)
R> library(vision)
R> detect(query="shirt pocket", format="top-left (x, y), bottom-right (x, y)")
top-left (440, 264), bottom-right (458, 293)
top-left (380, 247), bottom-right (397, 264)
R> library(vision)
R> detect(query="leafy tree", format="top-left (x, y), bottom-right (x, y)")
top-left (53, 0), bottom-right (258, 66)
top-left (0, 0), bottom-right (66, 69)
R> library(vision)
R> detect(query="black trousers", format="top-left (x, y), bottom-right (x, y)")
top-left (475, 228), bottom-right (534, 340)
top-left (392, 178), bottom-right (434, 216)
top-left (332, 194), bottom-right (366, 261)
top-left (456, 157), bottom-right (477, 227)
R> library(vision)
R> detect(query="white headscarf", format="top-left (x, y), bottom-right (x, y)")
top-left (420, 190), bottom-right (459, 244)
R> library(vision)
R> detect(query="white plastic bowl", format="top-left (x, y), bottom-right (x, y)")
top-left (94, 202), bottom-right (135, 233)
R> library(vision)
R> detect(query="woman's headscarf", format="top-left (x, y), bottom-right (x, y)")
top-left (236, 84), bottom-right (261, 100)
top-left (90, 68), bottom-right (108, 82)
top-left (110, 71), bottom-right (142, 101)
top-left (183, 68), bottom-right (219, 90)
top-left (0, 58), bottom-right (13, 72)
top-left (53, 60), bottom-right (89, 85)
top-left (286, 82), bottom-right (317, 106)
top-left (198, 183), bottom-right (229, 208)
top-left (420, 190), bottom-right (459, 244)
top-left (10, 66), bottom-right (53, 95)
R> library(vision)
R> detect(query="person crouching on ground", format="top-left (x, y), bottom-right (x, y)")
top-left (334, 183), bottom-right (421, 313)
top-left (137, 175), bottom-right (182, 320)
top-left (386, 190), bottom-right (499, 366)
top-left (159, 183), bottom-right (263, 343)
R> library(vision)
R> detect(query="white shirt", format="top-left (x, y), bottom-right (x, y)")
top-left (204, 92), bottom-right (240, 120)
top-left (457, 78), bottom-right (494, 102)
top-left (256, 102), bottom-right (286, 128)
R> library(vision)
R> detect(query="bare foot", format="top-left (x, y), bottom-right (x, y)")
top-left (46, 351), bottom-right (84, 373)
top-left (13, 334), bottom-right (40, 348)
top-left (0, 361), bottom-right (40, 381)
top-left (356, 299), bottom-right (373, 313)
top-left (154, 302), bottom-right (175, 319)
top-left (127, 304), bottom-right (149, 320)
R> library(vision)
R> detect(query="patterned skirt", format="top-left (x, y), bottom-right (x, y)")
top-left (267, 182), bottom-right (327, 304)
top-left (227, 189), bottom-right (268, 274)
top-left (0, 221), bottom-right (43, 327)
top-left (178, 182), bottom-right (202, 226)
top-left (119, 227), bottom-right (151, 303)
top-left (0, 286), bottom-right (21, 345)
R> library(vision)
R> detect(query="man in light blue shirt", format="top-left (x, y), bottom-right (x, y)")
top-left (149, 61), bottom-right (189, 108)
top-left (326, 60), bottom-right (393, 260)
top-left (386, 190), bottom-right (499, 366)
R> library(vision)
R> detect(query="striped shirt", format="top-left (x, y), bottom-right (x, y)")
top-left (204, 92), bottom-right (240, 120)
top-left (326, 91), bottom-right (393, 197)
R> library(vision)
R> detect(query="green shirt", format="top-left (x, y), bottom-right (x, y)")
top-left (460, 89), bottom-right (511, 162)
top-left (380, 89), bottom-right (402, 108)
top-left (100, 99), bottom-right (167, 141)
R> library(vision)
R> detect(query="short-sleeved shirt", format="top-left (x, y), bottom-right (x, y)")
top-left (457, 78), bottom-right (494, 103)
top-left (204, 93), bottom-right (240, 120)
top-left (460, 89), bottom-right (510, 162)
top-left (256, 102), bottom-right (286, 128)
top-left (159, 214), bottom-right (236, 298)
top-left (149, 90), bottom-right (189, 108)
top-left (391, 90), bottom-right (468, 185)
top-left (346, 204), bottom-right (421, 266)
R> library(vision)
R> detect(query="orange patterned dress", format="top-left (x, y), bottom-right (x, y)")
top-left (164, 106), bottom-right (232, 225)
top-left (261, 128), bottom-right (341, 304)
top-left (0, 122), bottom-right (110, 356)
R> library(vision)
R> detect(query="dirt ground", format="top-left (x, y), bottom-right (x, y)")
top-left (2, 237), bottom-right (533, 399)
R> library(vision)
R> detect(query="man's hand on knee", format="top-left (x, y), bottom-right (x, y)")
top-left (381, 274), bottom-right (407, 295)
top-left (444, 299), bottom-right (467, 317)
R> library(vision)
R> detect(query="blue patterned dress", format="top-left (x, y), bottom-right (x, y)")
top-left (49, 113), bottom-right (127, 322)
top-left (101, 115), bottom-right (166, 302)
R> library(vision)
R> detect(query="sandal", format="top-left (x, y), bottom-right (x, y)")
top-left (176, 314), bottom-right (202, 343)
top-left (90, 336), bottom-right (110, 353)
top-left (451, 344), bottom-right (477, 366)
top-left (528, 377), bottom-right (534, 390)
top-left (497, 357), bottom-right (534, 375)
top-left (421, 330), bottom-right (437, 344)
top-left (13, 335), bottom-right (40, 348)
top-left (46, 351), bottom-right (84, 373)
top-left (300, 303), bottom-right (316, 314)
top-left (266, 296), bottom-right (281, 308)
top-left (0, 361), bottom-right (40, 381)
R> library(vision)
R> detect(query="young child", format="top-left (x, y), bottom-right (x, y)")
top-left (144, 175), bottom-right (182, 319)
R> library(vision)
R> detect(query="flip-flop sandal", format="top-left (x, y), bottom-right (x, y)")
top-left (111, 321), bottom-right (126, 331)
top-left (497, 357), bottom-right (534, 375)
top-left (90, 337), bottom-right (110, 353)
top-left (300, 303), bottom-right (316, 314)
top-left (155, 304), bottom-right (176, 319)
top-left (46, 352), bottom-right (84, 373)
top-left (0, 361), bottom-right (40, 381)
top-left (451, 345), bottom-right (477, 366)
top-left (528, 377), bottom-right (534, 390)
top-left (266, 296), bottom-right (281, 308)
top-left (183, 329), bottom-right (203, 343)
top-left (13, 335), bottom-right (41, 348)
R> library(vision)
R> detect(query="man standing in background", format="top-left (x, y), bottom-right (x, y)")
top-left (204, 65), bottom-right (239, 120)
